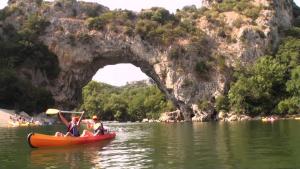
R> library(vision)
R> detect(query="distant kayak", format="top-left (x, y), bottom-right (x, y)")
top-left (27, 132), bottom-right (116, 148)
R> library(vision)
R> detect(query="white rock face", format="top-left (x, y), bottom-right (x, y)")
top-left (3, 0), bottom-right (294, 121)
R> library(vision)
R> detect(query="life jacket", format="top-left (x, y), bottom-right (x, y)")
top-left (67, 122), bottom-right (80, 137)
top-left (93, 122), bottom-right (104, 134)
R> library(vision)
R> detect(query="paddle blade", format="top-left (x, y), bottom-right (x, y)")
top-left (46, 109), bottom-right (60, 115)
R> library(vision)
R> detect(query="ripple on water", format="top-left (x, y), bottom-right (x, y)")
top-left (95, 126), bottom-right (153, 169)
top-left (2, 122), bottom-right (300, 169)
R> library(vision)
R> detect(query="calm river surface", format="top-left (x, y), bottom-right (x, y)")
top-left (1, 120), bottom-right (300, 169)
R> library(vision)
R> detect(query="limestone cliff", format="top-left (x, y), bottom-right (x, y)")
top-left (0, 0), bottom-right (295, 120)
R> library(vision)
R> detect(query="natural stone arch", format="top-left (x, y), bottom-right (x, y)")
top-left (43, 25), bottom-right (190, 118)
top-left (4, 0), bottom-right (293, 121)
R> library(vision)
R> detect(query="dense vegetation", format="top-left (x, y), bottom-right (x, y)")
top-left (208, 0), bottom-right (263, 20)
top-left (223, 27), bottom-right (300, 116)
top-left (80, 81), bottom-right (175, 121)
top-left (86, 6), bottom-right (205, 46)
top-left (0, 12), bottom-right (59, 114)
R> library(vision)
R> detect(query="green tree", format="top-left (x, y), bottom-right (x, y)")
top-left (228, 56), bottom-right (287, 116)
top-left (80, 81), bottom-right (175, 121)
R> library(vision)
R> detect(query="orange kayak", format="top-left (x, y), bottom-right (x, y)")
top-left (27, 132), bottom-right (116, 148)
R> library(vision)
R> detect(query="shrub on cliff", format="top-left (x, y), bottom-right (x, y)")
top-left (139, 7), bottom-right (175, 24)
top-left (210, 0), bottom-right (262, 20)
top-left (0, 6), bottom-right (23, 21)
top-left (86, 10), bottom-right (135, 34)
top-left (215, 95), bottom-right (229, 112)
top-left (18, 14), bottom-right (50, 40)
top-left (232, 17), bottom-right (244, 28)
top-left (0, 25), bottom-right (60, 79)
top-left (195, 61), bottom-right (211, 80)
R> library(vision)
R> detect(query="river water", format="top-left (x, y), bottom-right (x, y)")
top-left (1, 120), bottom-right (300, 169)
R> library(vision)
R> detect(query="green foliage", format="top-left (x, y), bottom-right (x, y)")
top-left (0, 6), bottom-right (23, 21)
top-left (169, 45), bottom-right (186, 59)
top-left (276, 37), bottom-right (300, 68)
top-left (232, 17), bottom-right (244, 28)
top-left (211, 0), bottom-right (262, 20)
top-left (0, 8), bottom-right (8, 20)
top-left (286, 66), bottom-right (300, 95)
top-left (86, 7), bottom-right (203, 46)
top-left (228, 56), bottom-right (287, 115)
top-left (80, 81), bottom-right (175, 121)
top-left (86, 10), bottom-right (135, 34)
top-left (195, 61), bottom-right (209, 74)
top-left (0, 17), bottom-right (59, 113)
top-left (277, 97), bottom-right (300, 114)
top-left (84, 5), bottom-right (104, 17)
top-left (215, 95), bottom-right (229, 112)
top-left (18, 14), bottom-right (50, 41)
top-left (0, 69), bottom-right (54, 113)
top-left (294, 17), bottom-right (300, 27)
top-left (35, 0), bottom-right (43, 6)
top-left (186, 35), bottom-right (209, 57)
top-left (197, 100), bottom-right (211, 111)
top-left (140, 7), bottom-right (175, 24)
top-left (0, 27), bottom-right (60, 79)
top-left (134, 15), bottom-right (193, 45)
top-left (228, 27), bottom-right (300, 116)
top-left (243, 6), bottom-right (261, 20)
top-left (215, 54), bottom-right (227, 71)
top-left (293, 2), bottom-right (300, 19)
top-left (283, 27), bottom-right (300, 38)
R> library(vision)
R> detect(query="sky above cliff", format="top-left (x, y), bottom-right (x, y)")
top-left (0, 0), bottom-right (300, 86)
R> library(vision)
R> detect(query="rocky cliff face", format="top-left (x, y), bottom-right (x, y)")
top-left (1, 0), bottom-right (295, 120)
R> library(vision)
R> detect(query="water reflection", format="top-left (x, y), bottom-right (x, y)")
top-left (30, 141), bottom-right (111, 169)
top-left (97, 123), bottom-right (153, 169)
top-left (2, 121), bottom-right (300, 169)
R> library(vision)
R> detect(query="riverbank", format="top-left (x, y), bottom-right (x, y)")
top-left (0, 109), bottom-right (15, 127)
top-left (0, 108), bottom-right (56, 127)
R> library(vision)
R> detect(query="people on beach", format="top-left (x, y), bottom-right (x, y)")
top-left (8, 114), bottom-right (40, 127)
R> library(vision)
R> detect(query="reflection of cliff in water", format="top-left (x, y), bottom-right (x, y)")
top-left (30, 141), bottom-right (112, 169)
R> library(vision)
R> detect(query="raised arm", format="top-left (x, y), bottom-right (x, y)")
top-left (58, 112), bottom-right (69, 126)
top-left (77, 111), bottom-right (85, 126)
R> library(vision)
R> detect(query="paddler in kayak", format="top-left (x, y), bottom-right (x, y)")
top-left (55, 111), bottom-right (85, 137)
top-left (81, 115), bottom-right (105, 136)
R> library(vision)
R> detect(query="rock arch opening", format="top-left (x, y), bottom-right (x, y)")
top-left (79, 63), bottom-right (176, 121)
top-left (92, 63), bottom-right (150, 87)
top-left (4, 0), bottom-right (230, 121)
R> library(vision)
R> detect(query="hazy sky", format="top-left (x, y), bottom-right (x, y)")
top-left (93, 64), bottom-right (149, 86)
top-left (1, 0), bottom-right (300, 86)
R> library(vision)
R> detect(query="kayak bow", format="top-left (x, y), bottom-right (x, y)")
top-left (27, 132), bottom-right (116, 148)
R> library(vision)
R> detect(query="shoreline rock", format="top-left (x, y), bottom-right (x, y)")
top-left (159, 110), bottom-right (183, 122)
